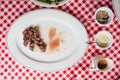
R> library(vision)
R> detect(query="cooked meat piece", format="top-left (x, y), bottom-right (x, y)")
top-left (23, 30), bottom-right (30, 46)
top-left (23, 39), bottom-right (29, 47)
top-left (36, 40), bottom-right (46, 52)
top-left (29, 41), bottom-right (35, 51)
top-left (34, 26), bottom-right (40, 38)
top-left (23, 25), bottom-right (47, 52)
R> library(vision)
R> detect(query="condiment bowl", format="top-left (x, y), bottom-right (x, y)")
top-left (94, 31), bottom-right (113, 50)
top-left (94, 7), bottom-right (114, 26)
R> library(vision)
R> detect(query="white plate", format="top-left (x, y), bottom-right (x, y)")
top-left (30, 0), bottom-right (70, 7)
top-left (7, 9), bottom-right (88, 72)
top-left (113, 0), bottom-right (120, 20)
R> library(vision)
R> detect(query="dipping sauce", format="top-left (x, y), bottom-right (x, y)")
top-left (98, 59), bottom-right (108, 70)
top-left (48, 27), bottom-right (60, 51)
top-left (96, 10), bottom-right (109, 24)
top-left (96, 33), bottom-right (109, 48)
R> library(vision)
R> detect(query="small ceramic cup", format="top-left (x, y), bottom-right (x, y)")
top-left (89, 55), bottom-right (114, 72)
top-left (94, 7), bottom-right (114, 26)
top-left (94, 31), bottom-right (113, 50)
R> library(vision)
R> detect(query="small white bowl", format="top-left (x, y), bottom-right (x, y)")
top-left (94, 7), bottom-right (114, 26)
top-left (30, 0), bottom-right (70, 7)
top-left (94, 31), bottom-right (113, 50)
top-left (90, 55), bottom-right (114, 72)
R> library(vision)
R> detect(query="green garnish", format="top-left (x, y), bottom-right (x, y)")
top-left (37, 0), bottom-right (62, 5)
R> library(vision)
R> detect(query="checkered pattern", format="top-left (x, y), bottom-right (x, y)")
top-left (0, 0), bottom-right (120, 80)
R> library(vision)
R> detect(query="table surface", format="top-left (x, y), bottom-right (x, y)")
top-left (0, 0), bottom-right (120, 80)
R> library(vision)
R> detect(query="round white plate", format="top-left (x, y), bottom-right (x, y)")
top-left (7, 9), bottom-right (88, 72)
top-left (30, 0), bottom-right (70, 7)
top-left (113, 0), bottom-right (120, 20)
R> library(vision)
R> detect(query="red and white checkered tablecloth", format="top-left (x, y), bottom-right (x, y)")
top-left (0, 0), bottom-right (120, 80)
